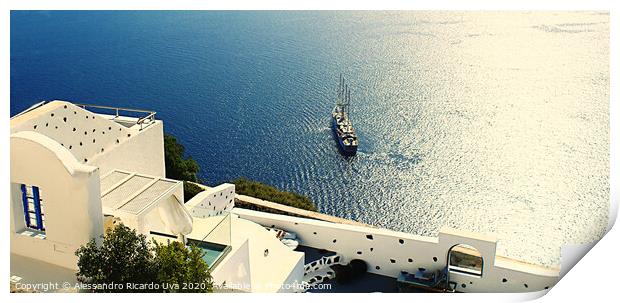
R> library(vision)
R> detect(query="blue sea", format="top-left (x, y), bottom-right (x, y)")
top-left (10, 11), bottom-right (609, 267)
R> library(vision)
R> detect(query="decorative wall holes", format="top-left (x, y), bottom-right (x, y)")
top-left (63, 117), bottom-right (67, 123)
top-left (332, 239), bottom-right (337, 243)
top-left (408, 258), bottom-right (413, 263)
top-left (524, 284), bottom-right (528, 288)
top-left (398, 239), bottom-right (404, 244)
top-left (73, 127), bottom-right (76, 132)
top-left (461, 284), bottom-right (466, 288)
top-left (33, 125), bottom-right (37, 129)
top-left (433, 257), bottom-right (438, 262)
top-left (356, 251), bottom-right (362, 255)
top-left (502, 278), bottom-right (508, 283)
top-left (390, 259), bottom-right (396, 264)
top-left (366, 235), bottom-right (374, 240)
top-left (370, 247), bottom-right (374, 252)
top-left (375, 266), bottom-right (380, 270)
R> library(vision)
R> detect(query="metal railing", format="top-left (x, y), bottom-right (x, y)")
top-left (75, 103), bottom-right (157, 130)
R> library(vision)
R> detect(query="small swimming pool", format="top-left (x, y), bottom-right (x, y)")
top-left (186, 239), bottom-right (230, 268)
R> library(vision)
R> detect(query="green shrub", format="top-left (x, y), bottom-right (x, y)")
top-left (164, 134), bottom-right (200, 182)
top-left (232, 177), bottom-right (317, 211)
top-left (153, 241), bottom-right (213, 293)
top-left (164, 134), bottom-right (205, 201)
top-left (184, 181), bottom-right (205, 202)
top-left (75, 224), bottom-right (155, 291)
top-left (75, 224), bottom-right (213, 293)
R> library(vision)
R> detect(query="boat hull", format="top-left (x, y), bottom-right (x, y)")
top-left (331, 117), bottom-right (358, 156)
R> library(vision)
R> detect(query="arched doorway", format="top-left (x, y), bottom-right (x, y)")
top-left (447, 244), bottom-right (483, 277)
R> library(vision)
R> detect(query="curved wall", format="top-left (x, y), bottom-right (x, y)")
top-left (10, 131), bottom-right (104, 270)
top-left (233, 208), bottom-right (559, 293)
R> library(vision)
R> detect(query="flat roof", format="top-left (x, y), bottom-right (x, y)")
top-left (100, 170), bottom-right (181, 216)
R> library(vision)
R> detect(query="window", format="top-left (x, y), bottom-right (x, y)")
top-left (20, 184), bottom-right (45, 232)
top-left (448, 244), bottom-right (483, 277)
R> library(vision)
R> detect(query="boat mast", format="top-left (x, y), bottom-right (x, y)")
top-left (338, 73), bottom-right (342, 105)
top-left (347, 88), bottom-right (351, 116)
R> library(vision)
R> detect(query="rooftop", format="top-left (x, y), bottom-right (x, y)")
top-left (100, 169), bottom-right (181, 216)
top-left (10, 100), bottom-right (157, 165)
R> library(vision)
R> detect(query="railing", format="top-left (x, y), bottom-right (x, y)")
top-left (74, 103), bottom-right (157, 130)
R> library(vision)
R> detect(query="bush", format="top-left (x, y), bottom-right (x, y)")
top-left (164, 134), bottom-right (205, 201)
top-left (153, 241), bottom-right (213, 293)
top-left (75, 224), bottom-right (213, 293)
top-left (184, 181), bottom-right (205, 202)
top-left (75, 224), bottom-right (155, 291)
top-left (232, 177), bottom-right (317, 211)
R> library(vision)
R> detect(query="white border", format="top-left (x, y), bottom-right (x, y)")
top-left (2, 1), bottom-right (618, 303)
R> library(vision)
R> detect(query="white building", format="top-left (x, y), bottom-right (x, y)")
top-left (9, 100), bottom-right (559, 293)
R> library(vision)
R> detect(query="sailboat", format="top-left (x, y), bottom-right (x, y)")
top-left (331, 74), bottom-right (358, 156)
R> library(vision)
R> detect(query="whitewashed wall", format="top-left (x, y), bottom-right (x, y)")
top-left (91, 120), bottom-right (165, 177)
top-left (186, 184), bottom-right (235, 218)
top-left (233, 208), bottom-right (559, 293)
top-left (10, 131), bottom-right (104, 270)
top-left (10, 101), bottom-right (165, 178)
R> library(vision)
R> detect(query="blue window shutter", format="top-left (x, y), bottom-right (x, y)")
top-left (32, 186), bottom-right (44, 231)
top-left (20, 184), bottom-right (31, 227)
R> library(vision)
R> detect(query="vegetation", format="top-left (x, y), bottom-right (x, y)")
top-left (163, 133), bottom-right (317, 212)
top-left (232, 177), bottom-right (317, 211)
top-left (153, 241), bottom-right (213, 293)
top-left (163, 134), bottom-right (204, 201)
top-left (75, 224), bottom-right (213, 293)
top-left (184, 181), bottom-right (206, 202)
